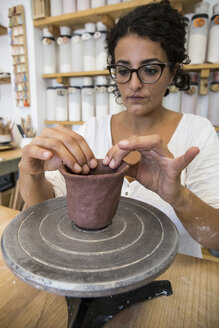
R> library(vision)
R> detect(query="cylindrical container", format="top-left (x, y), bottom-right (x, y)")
top-left (68, 86), bottom-right (81, 121)
top-left (108, 84), bottom-right (124, 114)
top-left (57, 26), bottom-right (72, 73)
top-left (194, 2), bottom-right (210, 15)
top-left (91, 0), bottom-right (105, 7)
top-left (42, 29), bottom-right (56, 74)
top-left (82, 23), bottom-right (96, 71)
top-left (56, 87), bottom-right (68, 121)
top-left (196, 94), bottom-right (209, 118)
top-left (181, 82), bottom-right (199, 114)
top-left (77, 0), bottom-right (90, 11)
top-left (208, 82), bottom-right (219, 126)
top-left (63, 0), bottom-right (76, 13)
top-left (107, 0), bottom-right (121, 4)
top-left (162, 85), bottom-right (182, 112)
top-left (207, 14), bottom-right (219, 63)
top-left (184, 14), bottom-right (193, 53)
top-left (71, 29), bottom-right (84, 72)
top-left (187, 14), bottom-right (209, 64)
top-left (46, 87), bottom-right (57, 120)
top-left (95, 21), bottom-right (108, 70)
top-left (82, 78), bottom-right (95, 121)
top-left (50, 0), bottom-right (62, 16)
top-left (95, 76), bottom-right (108, 118)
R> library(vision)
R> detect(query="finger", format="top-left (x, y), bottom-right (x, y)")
top-left (118, 134), bottom-right (163, 152)
top-left (31, 136), bottom-right (83, 173)
top-left (52, 126), bottom-right (97, 169)
top-left (174, 147), bottom-right (200, 173)
top-left (103, 144), bottom-right (131, 169)
top-left (22, 142), bottom-right (53, 161)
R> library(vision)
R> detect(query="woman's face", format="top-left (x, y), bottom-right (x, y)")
top-left (114, 33), bottom-right (173, 116)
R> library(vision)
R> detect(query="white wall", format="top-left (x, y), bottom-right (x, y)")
top-left (0, 0), bottom-right (47, 143)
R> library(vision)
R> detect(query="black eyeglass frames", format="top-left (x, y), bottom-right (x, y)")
top-left (107, 63), bottom-right (169, 84)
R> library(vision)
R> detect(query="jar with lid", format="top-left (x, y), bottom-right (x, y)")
top-left (81, 78), bottom-right (95, 121)
top-left (42, 28), bottom-right (56, 74)
top-left (195, 93), bottom-right (209, 118)
top-left (77, 0), bottom-right (90, 11)
top-left (56, 86), bottom-right (68, 121)
top-left (91, 0), bottom-right (105, 7)
top-left (50, 0), bottom-right (62, 16)
top-left (187, 13), bottom-right (209, 64)
top-left (71, 29), bottom-right (84, 72)
top-left (208, 81), bottom-right (219, 126)
top-left (162, 85), bottom-right (182, 113)
top-left (95, 76), bottom-right (108, 118)
top-left (57, 26), bottom-right (72, 73)
top-left (207, 4), bottom-right (219, 63)
top-left (63, 0), bottom-right (76, 14)
top-left (181, 82), bottom-right (199, 114)
top-left (46, 87), bottom-right (57, 120)
top-left (108, 83), bottom-right (124, 114)
top-left (94, 22), bottom-right (108, 71)
top-left (68, 78), bottom-right (82, 121)
top-left (82, 23), bottom-right (96, 71)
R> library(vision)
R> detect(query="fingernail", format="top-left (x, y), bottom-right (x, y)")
top-left (82, 164), bottom-right (90, 174)
top-left (109, 158), bottom-right (115, 168)
top-left (103, 156), bottom-right (109, 165)
top-left (43, 151), bottom-right (51, 158)
top-left (119, 140), bottom-right (129, 147)
top-left (89, 158), bottom-right (97, 168)
top-left (74, 163), bottom-right (82, 172)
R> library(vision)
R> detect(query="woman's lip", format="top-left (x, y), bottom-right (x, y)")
top-left (128, 96), bottom-right (145, 100)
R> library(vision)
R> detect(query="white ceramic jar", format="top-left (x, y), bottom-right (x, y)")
top-left (82, 78), bottom-right (95, 121)
top-left (71, 29), bottom-right (84, 72)
top-left (108, 84), bottom-right (123, 114)
top-left (107, 0), bottom-right (121, 4)
top-left (46, 87), bottom-right (57, 120)
top-left (57, 26), bottom-right (72, 73)
top-left (95, 21), bottom-right (108, 70)
top-left (187, 13), bottom-right (209, 64)
top-left (82, 23), bottom-right (96, 71)
top-left (50, 0), bottom-right (62, 16)
top-left (181, 82), bottom-right (199, 114)
top-left (162, 85), bottom-right (182, 113)
top-left (95, 76), bottom-right (108, 118)
top-left (42, 28), bottom-right (56, 74)
top-left (68, 86), bottom-right (81, 121)
top-left (77, 0), bottom-right (90, 11)
top-left (207, 14), bottom-right (219, 63)
top-left (91, 0), bottom-right (105, 7)
top-left (63, 0), bottom-right (76, 14)
top-left (56, 87), bottom-right (68, 121)
top-left (208, 82), bottom-right (219, 126)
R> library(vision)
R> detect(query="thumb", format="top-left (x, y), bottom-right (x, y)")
top-left (175, 147), bottom-right (200, 172)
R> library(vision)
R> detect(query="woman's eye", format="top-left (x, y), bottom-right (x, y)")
top-left (143, 66), bottom-right (159, 75)
top-left (117, 68), bottom-right (129, 76)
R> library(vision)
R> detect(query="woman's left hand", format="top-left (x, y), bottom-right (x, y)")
top-left (103, 134), bottom-right (199, 206)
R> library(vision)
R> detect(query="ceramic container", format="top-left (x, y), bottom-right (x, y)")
top-left (59, 159), bottom-right (129, 229)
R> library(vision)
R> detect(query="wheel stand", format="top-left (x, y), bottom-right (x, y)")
top-left (66, 280), bottom-right (173, 328)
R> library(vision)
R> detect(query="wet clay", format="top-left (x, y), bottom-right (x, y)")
top-left (59, 159), bottom-right (129, 229)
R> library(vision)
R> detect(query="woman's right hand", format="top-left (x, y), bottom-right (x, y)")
top-left (19, 125), bottom-right (97, 175)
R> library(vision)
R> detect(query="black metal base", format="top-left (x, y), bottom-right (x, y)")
top-left (65, 280), bottom-right (173, 328)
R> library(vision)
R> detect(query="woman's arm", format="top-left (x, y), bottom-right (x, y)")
top-left (103, 134), bottom-right (219, 250)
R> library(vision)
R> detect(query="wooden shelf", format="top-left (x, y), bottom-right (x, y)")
top-left (215, 126), bottom-right (219, 132)
top-left (45, 120), bottom-right (83, 125)
top-left (0, 25), bottom-right (7, 36)
top-left (34, 0), bottom-right (199, 30)
top-left (184, 63), bottom-right (219, 71)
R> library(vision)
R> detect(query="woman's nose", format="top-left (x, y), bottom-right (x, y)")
top-left (129, 72), bottom-right (143, 90)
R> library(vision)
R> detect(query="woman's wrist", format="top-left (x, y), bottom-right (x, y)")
top-left (169, 185), bottom-right (190, 212)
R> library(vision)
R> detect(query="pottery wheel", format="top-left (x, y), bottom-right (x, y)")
top-left (1, 197), bottom-right (178, 297)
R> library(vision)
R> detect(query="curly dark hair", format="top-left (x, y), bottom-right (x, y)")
top-left (106, 0), bottom-right (190, 99)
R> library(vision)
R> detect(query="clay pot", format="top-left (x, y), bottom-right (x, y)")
top-left (59, 159), bottom-right (129, 230)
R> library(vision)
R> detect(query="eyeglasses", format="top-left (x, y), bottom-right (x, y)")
top-left (107, 63), bottom-right (168, 84)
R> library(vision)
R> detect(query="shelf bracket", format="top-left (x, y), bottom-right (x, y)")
top-left (199, 69), bottom-right (210, 95)
top-left (48, 25), bottom-right (60, 37)
top-left (56, 77), bottom-right (69, 86)
top-left (101, 14), bottom-right (114, 29)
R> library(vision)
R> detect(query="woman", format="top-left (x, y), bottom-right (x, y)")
top-left (19, 0), bottom-right (219, 257)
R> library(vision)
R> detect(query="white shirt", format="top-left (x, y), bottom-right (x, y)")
top-left (45, 114), bottom-right (219, 258)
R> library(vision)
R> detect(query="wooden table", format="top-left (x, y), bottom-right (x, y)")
top-left (0, 147), bottom-right (22, 176)
top-left (0, 205), bottom-right (219, 328)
